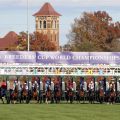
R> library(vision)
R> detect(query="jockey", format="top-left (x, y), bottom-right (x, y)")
top-left (18, 80), bottom-right (21, 91)
top-left (6, 80), bottom-right (10, 91)
top-left (13, 80), bottom-right (18, 90)
top-left (1, 80), bottom-right (7, 96)
top-left (40, 81), bottom-right (43, 91)
top-left (83, 81), bottom-right (87, 92)
top-left (88, 81), bottom-right (94, 91)
top-left (1, 80), bottom-right (7, 89)
top-left (51, 81), bottom-right (54, 91)
top-left (95, 81), bottom-right (99, 91)
top-left (62, 81), bottom-right (65, 91)
top-left (106, 81), bottom-right (110, 92)
top-left (45, 77), bottom-right (51, 91)
top-left (117, 81), bottom-right (120, 92)
top-left (28, 81), bottom-right (32, 91)
top-left (23, 81), bottom-right (28, 90)
top-left (73, 81), bottom-right (76, 91)
top-left (80, 77), bottom-right (84, 90)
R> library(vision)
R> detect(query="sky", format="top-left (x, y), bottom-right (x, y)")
top-left (0, 0), bottom-right (120, 45)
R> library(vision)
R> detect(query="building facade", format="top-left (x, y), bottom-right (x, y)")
top-left (33, 2), bottom-right (61, 50)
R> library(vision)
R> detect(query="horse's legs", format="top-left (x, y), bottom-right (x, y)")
top-left (1, 97), bottom-right (4, 104)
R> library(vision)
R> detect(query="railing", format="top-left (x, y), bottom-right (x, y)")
top-left (0, 64), bottom-right (120, 76)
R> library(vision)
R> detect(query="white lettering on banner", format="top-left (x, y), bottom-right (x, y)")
top-left (37, 55), bottom-right (120, 61)
top-left (90, 56), bottom-right (119, 61)
top-left (0, 52), bottom-right (120, 64)
top-left (37, 55), bottom-right (90, 61)
top-left (37, 55), bottom-right (72, 60)
top-left (72, 56), bottom-right (89, 60)
top-left (0, 54), bottom-right (35, 60)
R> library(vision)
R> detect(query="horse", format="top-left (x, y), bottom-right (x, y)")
top-left (45, 87), bottom-right (51, 104)
top-left (68, 88), bottom-right (74, 104)
top-left (79, 88), bottom-right (85, 103)
top-left (12, 86), bottom-right (18, 104)
top-left (109, 89), bottom-right (116, 104)
top-left (0, 81), bottom-right (7, 104)
top-left (54, 86), bottom-right (61, 104)
top-left (21, 87), bottom-right (29, 103)
top-left (0, 87), bottom-right (6, 104)
top-left (99, 88), bottom-right (104, 104)
top-left (32, 87), bottom-right (38, 101)
top-left (88, 81), bottom-right (94, 104)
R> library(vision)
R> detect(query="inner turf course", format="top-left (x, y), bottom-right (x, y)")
top-left (0, 104), bottom-right (120, 120)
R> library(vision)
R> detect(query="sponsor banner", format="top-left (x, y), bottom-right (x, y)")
top-left (0, 51), bottom-right (120, 64)
top-left (0, 51), bottom-right (36, 63)
top-left (36, 52), bottom-right (89, 64)
top-left (90, 52), bottom-right (120, 64)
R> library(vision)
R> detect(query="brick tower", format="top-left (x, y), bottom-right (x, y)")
top-left (33, 2), bottom-right (61, 50)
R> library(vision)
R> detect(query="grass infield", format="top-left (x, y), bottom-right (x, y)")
top-left (0, 104), bottom-right (120, 120)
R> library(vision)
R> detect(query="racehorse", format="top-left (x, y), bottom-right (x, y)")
top-left (0, 80), bottom-right (7, 104)
top-left (54, 86), bottom-right (61, 104)
top-left (22, 87), bottom-right (28, 103)
top-left (68, 88), bottom-right (74, 104)
top-left (88, 81), bottom-right (95, 104)
top-left (46, 87), bottom-right (51, 104)
top-left (79, 88), bottom-right (85, 103)
top-left (109, 88), bottom-right (116, 104)
top-left (12, 86), bottom-right (18, 104)
top-left (0, 87), bottom-right (5, 104)
top-left (32, 87), bottom-right (38, 101)
top-left (99, 88), bottom-right (104, 104)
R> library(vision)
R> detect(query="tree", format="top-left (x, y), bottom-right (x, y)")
top-left (30, 32), bottom-right (57, 51)
top-left (14, 32), bottom-right (56, 51)
top-left (16, 31), bottom-right (28, 51)
top-left (68, 11), bottom-right (120, 52)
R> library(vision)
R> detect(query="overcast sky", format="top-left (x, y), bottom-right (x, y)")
top-left (0, 0), bottom-right (120, 45)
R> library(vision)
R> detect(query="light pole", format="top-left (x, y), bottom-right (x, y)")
top-left (27, 0), bottom-right (30, 51)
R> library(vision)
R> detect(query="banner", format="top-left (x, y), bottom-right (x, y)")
top-left (0, 51), bottom-right (36, 63)
top-left (0, 51), bottom-right (120, 64)
top-left (36, 52), bottom-right (89, 64)
top-left (89, 52), bottom-right (120, 64)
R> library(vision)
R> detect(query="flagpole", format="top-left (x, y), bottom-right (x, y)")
top-left (27, 0), bottom-right (30, 51)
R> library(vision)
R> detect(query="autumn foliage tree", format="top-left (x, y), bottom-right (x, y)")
top-left (16, 32), bottom-right (28, 51)
top-left (68, 11), bottom-right (120, 51)
top-left (15, 32), bottom-right (56, 51)
top-left (30, 32), bottom-right (56, 51)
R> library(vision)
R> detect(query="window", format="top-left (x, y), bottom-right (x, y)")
top-left (43, 20), bottom-right (46, 28)
top-left (53, 21), bottom-right (57, 29)
top-left (55, 21), bottom-right (57, 28)
top-left (40, 21), bottom-right (42, 28)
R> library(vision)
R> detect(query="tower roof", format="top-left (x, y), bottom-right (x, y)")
top-left (33, 2), bottom-right (61, 16)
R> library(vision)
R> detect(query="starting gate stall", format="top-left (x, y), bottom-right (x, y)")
top-left (0, 51), bottom-right (120, 103)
